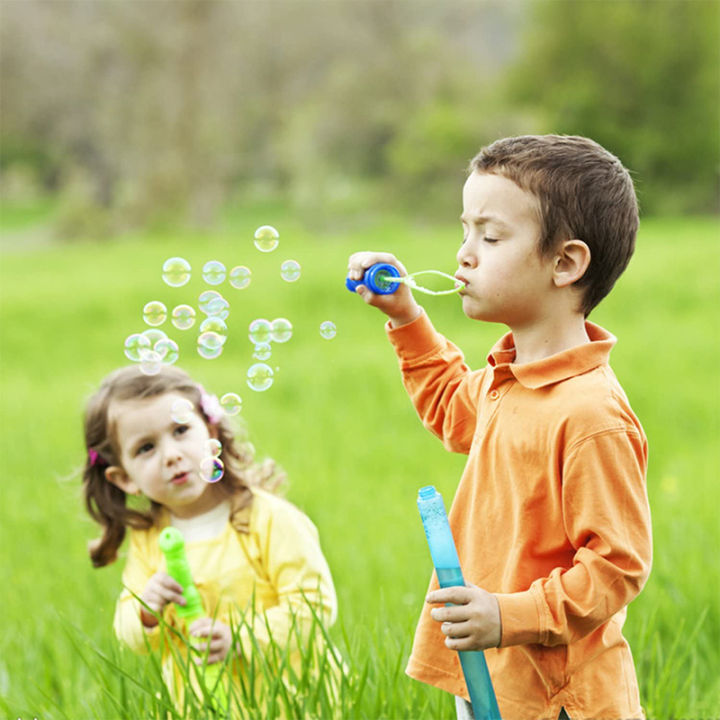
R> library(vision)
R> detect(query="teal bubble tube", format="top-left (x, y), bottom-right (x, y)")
top-left (417, 486), bottom-right (502, 720)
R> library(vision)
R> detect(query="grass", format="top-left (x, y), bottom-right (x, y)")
top-left (0, 207), bottom-right (718, 718)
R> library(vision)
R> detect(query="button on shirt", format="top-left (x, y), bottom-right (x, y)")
top-left (387, 312), bottom-right (652, 720)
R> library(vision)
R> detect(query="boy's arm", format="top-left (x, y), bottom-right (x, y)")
top-left (496, 428), bottom-right (652, 647)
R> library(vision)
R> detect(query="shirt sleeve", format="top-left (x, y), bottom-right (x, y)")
top-left (496, 428), bottom-right (652, 647)
top-left (236, 498), bottom-right (338, 656)
top-left (113, 529), bottom-right (163, 654)
top-left (386, 311), bottom-right (484, 455)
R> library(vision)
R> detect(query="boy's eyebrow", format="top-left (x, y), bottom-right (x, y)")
top-left (459, 212), bottom-right (509, 228)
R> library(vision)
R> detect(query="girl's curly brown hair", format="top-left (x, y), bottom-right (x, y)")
top-left (83, 365), bottom-right (285, 568)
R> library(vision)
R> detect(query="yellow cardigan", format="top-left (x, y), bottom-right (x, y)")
top-left (113, 487), bottom-right (339, 711)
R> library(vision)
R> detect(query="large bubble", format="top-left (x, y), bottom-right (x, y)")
top-left (143, 301), bottom-right (167, 327)
top-left (198, 290), bottom-right (226, 317)
top-left (162, 257), bottom-right (191, 288)
top-left (171, 397), bottom-right (195, 424)
top-left (200, 456), bottom-right (224, 483)
top-left (202, 260), bottom-right (226, 286)
top-left (139, 349), bottom-right (163, 376)
top-left (205, 438), bottom-right (222, 458)
top-left (247, 363), bottom-right (274, 392)
top-left (171, 304), bottom-right (196, 330)
top-left (229, 266), bottom-right (252, 290)
top-left (280, 259), bottom-right (301, 282)
top-left (199, 316), bottom-right (228, 343)
top-left (270, 317), bottom-right (293, 343)
top-left (124, 333), bottom-right (151, 362)
top-left (154, 338), bottom-right (179, 365)
top-left (248, 318), bottom-right (272, 345)
top-left (252, 342), bottom-right (272, 361)
top-left (197, 331), bottom-right (224, 359)
top-left (319, 321), bottom-right (337, 340)
top-left (254, 225), bottom-right (279, 253)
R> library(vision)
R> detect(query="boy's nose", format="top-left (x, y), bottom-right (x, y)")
top-left (456, 242), bottom-right (477, 268)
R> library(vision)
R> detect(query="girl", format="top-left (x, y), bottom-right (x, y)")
top-left (82, 364), bottom-right (339, 713)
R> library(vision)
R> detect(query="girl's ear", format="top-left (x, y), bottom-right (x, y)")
top-left (105, 466), bottom-right (140, 496)
top-left (553, 239), bottom-right (591, 288)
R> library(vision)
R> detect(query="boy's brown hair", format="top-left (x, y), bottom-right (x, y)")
top-left (470, 134), bottom-right (639, 316)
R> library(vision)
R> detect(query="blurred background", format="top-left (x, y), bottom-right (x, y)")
top-left (1, 0), bottom-right (718, 242)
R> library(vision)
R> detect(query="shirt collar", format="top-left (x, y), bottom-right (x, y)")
top-left (486, 322), bottom-right (617, 389)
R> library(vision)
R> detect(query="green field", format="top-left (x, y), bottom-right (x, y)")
top-left (1, 210), bottom-right (718, 718)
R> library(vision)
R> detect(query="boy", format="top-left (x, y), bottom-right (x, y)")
top-left (347, 135), bottom-right (652, 720)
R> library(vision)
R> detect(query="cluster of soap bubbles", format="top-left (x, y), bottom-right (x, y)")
top-left (124, 225), bottom-right (337, 394)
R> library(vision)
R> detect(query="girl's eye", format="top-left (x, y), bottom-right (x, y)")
top-left (174, 424), bottom-right (189, 437)
top-left (137, 442), bottom-right (154, 455)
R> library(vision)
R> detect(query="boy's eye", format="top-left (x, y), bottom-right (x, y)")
top-left (483, 236), bottom-right (500, 244)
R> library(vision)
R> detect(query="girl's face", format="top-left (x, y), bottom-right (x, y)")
top-left (105, 391), bottom-right (224, 519)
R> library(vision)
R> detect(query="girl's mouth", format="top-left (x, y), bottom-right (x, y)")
top-left (171, 472), bottom-right (189, 485)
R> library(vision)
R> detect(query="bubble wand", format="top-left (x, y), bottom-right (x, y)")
top-left (345, 262), bottom-right (463, 296)
top-left (158, 527), bottom-right (228, 714)
top-left (416, 486), bottom-right (501, 720)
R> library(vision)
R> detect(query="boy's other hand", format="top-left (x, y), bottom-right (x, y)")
top-left (189, 617), bottom-right (233, 665)
top-left (426, 584), bottom-right (502, 651)
top-left (347, 251), bottom-right (422, 328)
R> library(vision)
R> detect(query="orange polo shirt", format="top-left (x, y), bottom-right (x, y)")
top-left (388, 312), bottom-right (652, 720)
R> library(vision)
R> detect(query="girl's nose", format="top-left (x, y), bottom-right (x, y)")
top-left (162, 439), bottom-right (183, 464)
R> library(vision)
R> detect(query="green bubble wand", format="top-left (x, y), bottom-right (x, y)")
top-left (158, 526), bottom-right (229, 714)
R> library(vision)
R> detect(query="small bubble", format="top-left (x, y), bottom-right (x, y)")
top-left (124, 333), bottom-right (151, 362)
top-left (205, 438), bottom-right (222, 458)
top-left (142, 328), bottom-right (168, 347)
top-left (319, 321), bottom-right (337, 340)
top-left (162, 257), bottom-right (191, 288)
top-left (143, 301), bottom-right (167, 327)
top-left (139, 349), bottom-right (163, 376)
top-left (253, 342), bottom-right (272, 361)
top-left (197, 331), bottom-right (224, 360)
top-left (202, 260), bottom-right (226, 286)
top-left (198, 290), bottom-right (229, 319)
top-left (247, 363), bottom-right (274, 392)
top-left (280, 259), bottom-right (301, 282)
top-left (199, 316), bottom-right (228, 343)
top-left (220, 392), bottom-right (242, 416)
top-left (270, 318), bottom-right (293, 343)
top-left (171, 398), bottom-right (195, 424)
top-left (229, 265), bottom-right (252, 290)
top-left (253, 225), bottom-right (279, 253)
top-left (200, 456), bottom-right (224, 483)
top-left (248, 318), bottom-right (272, 345)
top-left (154, 338), bottom-right (179, 365)
top-left (171, 304), bottom-right (196, 330)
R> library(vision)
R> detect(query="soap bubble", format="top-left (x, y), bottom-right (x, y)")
top-left (143, 301), bottom-right (167, 327)
top-left (162, 257), bottom-right (191, 288)
top-left (171, 304), bottom-right (196, 330)
top-left (253, 342), bottom-right (272, 361)
top-left (139, 349), bottom-right (163, 376)
top-left (154, 338), bottom-right (179, 365)
top-left (247, 363), bottom-right (274, 392)
top-left (205, 438), bottom-right (222, 458)
top-left (124, 333), bottom-right (151, 362)
top-left (220, 392), bottom-right (242, 416)
top-left (319, 321), bottom-right (337, 340)
top-left (254, 225), bottom-right (279, 253)
top-left (270, 317), bottom-right (293, 343)
top-left (229, 265), bottom-right (252, 290)
top-left (198, 290), bottom-right (226, 317)
top-left (200, 316), bottom-right (228, 343)
top-left (280, 259), bottom-right (301, 282)
top-left (171, 398), bottom-right (195, 424)
top-left (142, 328), bottom-right (168, 347)
top-left (202, 260), bottom-right (226, 285)
top-left (248, 318), bottom-right (272, 345)
top-left (197, 331), bottom-right (224, 360)
top-left (200, 456), bottom-right (224, 483)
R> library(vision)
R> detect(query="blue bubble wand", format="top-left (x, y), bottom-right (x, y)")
top-left (346, 262), bottom-right (463, 296)
top-left (417, 486), bottom-right (502, 720)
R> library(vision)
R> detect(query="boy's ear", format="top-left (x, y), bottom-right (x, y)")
top-left (105, 466), bottom-right (140, 496)
top-left (553, 239), bottom-right (591, 288)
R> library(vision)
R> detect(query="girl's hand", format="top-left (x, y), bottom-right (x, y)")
top-left (140, 572), bottom-right (186, 627)
top-left (347, 251), bottom-right (422, 328)
top-left (426, 584), bottom-right (502, 651)
top-left (189, 618), bottom-right (233, 665)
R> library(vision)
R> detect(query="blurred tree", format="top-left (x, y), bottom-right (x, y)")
top-left (506, 0), bottom-right (720, 214)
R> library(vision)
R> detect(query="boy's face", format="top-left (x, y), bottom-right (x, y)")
top-left (456, 171), bottom-right (556, 328)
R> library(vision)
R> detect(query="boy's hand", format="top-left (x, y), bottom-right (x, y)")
top-left (426, 584), bottom-right (502, 651)
top-left (189, 618), bottom-right (232, 665)
top-left (347, 251), bottom-right (422, 328)
top-left (140, 572), bottom-right (186, 627)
